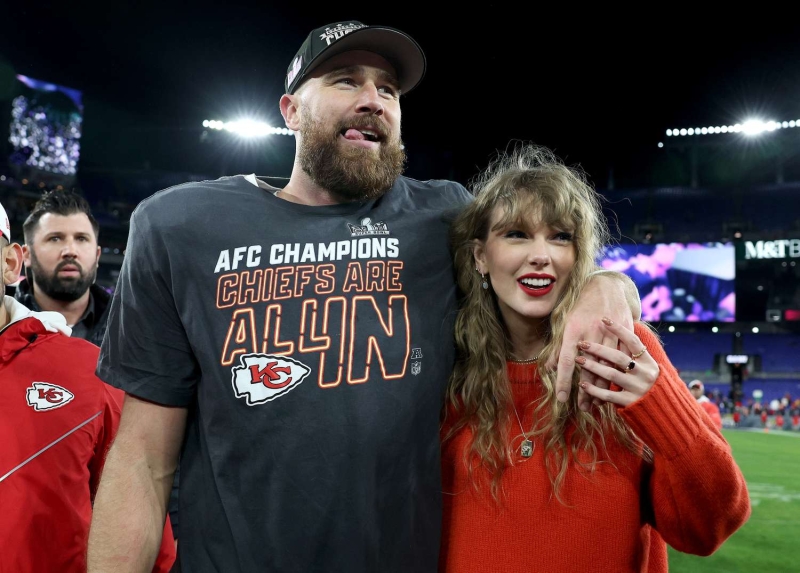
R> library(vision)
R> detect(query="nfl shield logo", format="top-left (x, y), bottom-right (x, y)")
top-left (411, 361), bottom-right (422, 376)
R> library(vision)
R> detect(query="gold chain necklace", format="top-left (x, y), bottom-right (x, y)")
top-left (509, 354), bottom-right (539, 364)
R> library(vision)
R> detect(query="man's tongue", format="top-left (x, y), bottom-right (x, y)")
top-left (343, 129), bottom-right (365, 141)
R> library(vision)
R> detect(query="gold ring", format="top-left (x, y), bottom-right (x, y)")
top-left (630, 347), bottom-right (647, 359)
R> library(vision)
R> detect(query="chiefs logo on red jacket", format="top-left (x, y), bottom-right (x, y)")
top-left (25, 382), bottom-right (75, 411)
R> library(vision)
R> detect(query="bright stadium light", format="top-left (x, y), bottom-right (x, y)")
top-left (665, 117), bottom-right (800, 138)
top-left (202, 118), bottom-right (294, 138)
top-left (742, 119), bottom-right (768, 136)
top-left (711, 326), bottom-right (719, 333)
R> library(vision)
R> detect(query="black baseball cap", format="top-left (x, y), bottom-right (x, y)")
top-left (285, 21), bottom-right (426, 95)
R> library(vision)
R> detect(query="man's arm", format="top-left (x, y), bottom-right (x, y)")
top-left (550, 271), bottom-right (641, 410)
top-left (88, 394), bottom-right (187, 573)
top-left (595, 269), bottom-right (641, 322)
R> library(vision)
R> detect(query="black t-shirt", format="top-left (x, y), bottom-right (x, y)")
top-left (97, 174), bottom-right (472, 572)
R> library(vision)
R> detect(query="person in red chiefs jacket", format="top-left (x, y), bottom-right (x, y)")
top-left (689, 379), bottom-right (724, 430)
top-left (0, 200), bottom-right (176, 573)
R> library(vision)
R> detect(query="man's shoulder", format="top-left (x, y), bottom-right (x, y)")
top-left (31, 333), bottom-right (121, 412)
top-left (134, 174), bottom-right (258, 215)
top-left (89, 283), bottom-right (111, 307)
top-left (42, 331), bottom-right (101, 360)
top-left (393, 176), bottom-right (473, 207)
top-left (397, 175), bottom-right (471, 196)
top-left (700, 398), bottom-right (719, 411)
top-left (22, 329), bottom-right (104, 387)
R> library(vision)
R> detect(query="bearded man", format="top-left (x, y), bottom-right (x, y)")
top-left (88, 21), bottom-right (639, 573)
top-left (16, 189), bottom-right (108, 346)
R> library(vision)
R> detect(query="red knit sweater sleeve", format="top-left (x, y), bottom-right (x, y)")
top-left (617, 323), bottom-right (751, 556)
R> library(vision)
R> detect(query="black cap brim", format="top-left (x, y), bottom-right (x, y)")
top-left (291, 26), bottom-right (426, 95)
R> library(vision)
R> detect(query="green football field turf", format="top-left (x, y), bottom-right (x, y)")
top-left (667, 429), bottom-right (800, 573)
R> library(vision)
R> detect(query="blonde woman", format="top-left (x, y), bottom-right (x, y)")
top-left (440, 144), bottom-right (750, 573)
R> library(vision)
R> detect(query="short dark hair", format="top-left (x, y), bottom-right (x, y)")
top-left (22, 190), bottom-right (99, 244)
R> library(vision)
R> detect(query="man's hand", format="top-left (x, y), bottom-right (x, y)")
top-left (547, 272), bottom-right (639, 409)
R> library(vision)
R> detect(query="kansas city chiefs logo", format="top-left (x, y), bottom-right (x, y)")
top-left (231, 353), bottom-right (311, 406)
top-left (26, 382), bottom-right (75, 411)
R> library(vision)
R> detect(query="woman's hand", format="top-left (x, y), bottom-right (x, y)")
top-left (574, 317), bottom-right (659, 407)
top-left (550, 273), bottom-right (638, 410)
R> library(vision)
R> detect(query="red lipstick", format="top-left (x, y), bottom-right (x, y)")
top-left (517, 274), bottom-right (555, 297)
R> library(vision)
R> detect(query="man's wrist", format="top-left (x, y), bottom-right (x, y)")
top-left (586, 269), bottom-right (641, 321)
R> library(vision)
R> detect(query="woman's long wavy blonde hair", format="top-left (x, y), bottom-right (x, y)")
top-left (444, 143), bottom-right (646, 501)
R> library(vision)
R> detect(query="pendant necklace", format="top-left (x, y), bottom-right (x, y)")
top-left (511, 401), bottom-right (534, 458)
top-left (509, 352), bottom-right (538, 458)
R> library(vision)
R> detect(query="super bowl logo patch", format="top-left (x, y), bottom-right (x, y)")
top-left (231, 353), bottom-right (312, 406)
top-left (26, 382), bottom-right (75, 411)
top-left (347, 217), bottom-right (389, 237)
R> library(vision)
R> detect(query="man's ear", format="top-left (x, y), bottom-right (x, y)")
top-left (21, 244), bottom-right (31, 269)
top-left (280, 93), bottom-right (302, 132)
top-left (472, 240), bottom-right (487, 274)
top-left (2, 243), bottom-right (23, 286)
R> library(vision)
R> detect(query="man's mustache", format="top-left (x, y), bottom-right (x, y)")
top-left (55, 259), bottom-right (84, 275)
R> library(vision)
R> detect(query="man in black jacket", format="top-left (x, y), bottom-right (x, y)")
top-left (14, 189), bottom-right (109, 347)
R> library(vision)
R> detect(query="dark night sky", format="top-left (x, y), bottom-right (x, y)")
top-left (2, 4), bottom-right (800, 189)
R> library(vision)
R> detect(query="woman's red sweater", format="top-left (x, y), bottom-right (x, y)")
top-left (440, 323), bottom-right (750, 573)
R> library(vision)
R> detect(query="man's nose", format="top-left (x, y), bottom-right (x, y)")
top-left (355, 83), bottom-right (385, 116)
top-left (61, 239), bottom-right (79, 257)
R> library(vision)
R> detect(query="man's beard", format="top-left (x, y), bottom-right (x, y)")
top-left (29, 250), bottom-right (97, 302)
top-left (298, 113), bottom-right (406, 202)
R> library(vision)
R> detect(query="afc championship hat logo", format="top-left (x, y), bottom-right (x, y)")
top-left (286, 20), bottom-right (425, 96)
top-left (319, 22), bottom-right (365, 46)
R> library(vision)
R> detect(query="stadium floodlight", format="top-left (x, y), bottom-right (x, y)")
top-left (711, 326), bottom-right (719, 333)
top-left (752, 327), bottom-right (759, 333)
top-left (665, 116), bottom-right (800, 138)
top-left (202, 118), bottom-right (294, 138)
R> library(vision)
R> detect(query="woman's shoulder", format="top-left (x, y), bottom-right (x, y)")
top-left (633, 321), bottom-right (661, 346)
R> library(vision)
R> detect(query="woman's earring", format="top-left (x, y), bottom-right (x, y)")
top-left (481, 272), bottom-right (488, 290)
